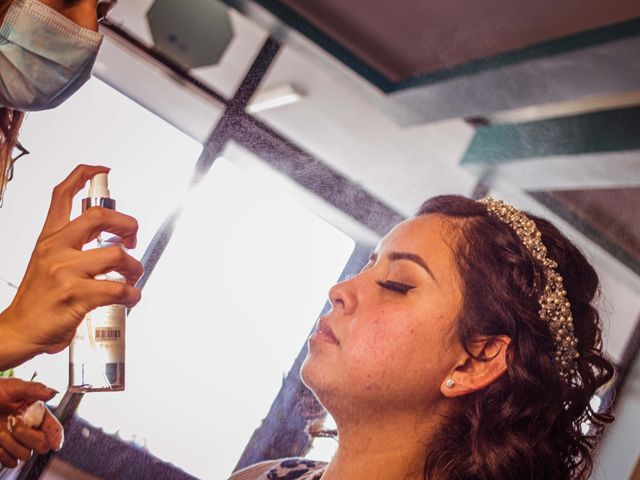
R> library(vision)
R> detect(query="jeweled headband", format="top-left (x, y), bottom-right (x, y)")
top-left (479, 197), bottom-right (579, 381)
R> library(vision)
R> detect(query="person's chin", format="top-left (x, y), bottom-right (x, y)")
top-left (300, 354), bottom-right (332, 393)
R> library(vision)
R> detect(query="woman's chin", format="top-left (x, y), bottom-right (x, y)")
top-left (300, 355), bottom-right (334, 394)
top-left (300, 355), bottom-right (317, 387)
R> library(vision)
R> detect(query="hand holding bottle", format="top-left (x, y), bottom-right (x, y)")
top-left (0, 165), bottom-right (143, 370)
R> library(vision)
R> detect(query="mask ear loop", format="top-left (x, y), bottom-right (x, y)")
top-left (0, 141), bottom-right (29, 208)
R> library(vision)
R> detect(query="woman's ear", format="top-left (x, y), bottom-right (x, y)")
top-left (441, 335), bottom-right (511, 398)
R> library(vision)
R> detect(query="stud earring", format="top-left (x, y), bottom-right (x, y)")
top-left (445, 378), bottom-right (455, 388)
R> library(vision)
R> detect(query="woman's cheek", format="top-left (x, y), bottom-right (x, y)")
top-left (347, 321), bottom-right (409, 366)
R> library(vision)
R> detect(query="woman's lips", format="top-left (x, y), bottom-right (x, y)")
top-left (311, 318), bottom-right (340, 345)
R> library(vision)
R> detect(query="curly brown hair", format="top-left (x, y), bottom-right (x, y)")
top-left (417, 195), bottom-right (615, 480)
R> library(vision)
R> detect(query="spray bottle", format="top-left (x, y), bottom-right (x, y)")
top-left (69, 173), bottom-right (126, 392)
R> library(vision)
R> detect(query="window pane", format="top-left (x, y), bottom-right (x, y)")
top-left (3, 76), bottom-right (202, 394)
top-left (307, 414), bottom-right (338, 462)
top-left (76, 157), bottom-right (354, 479)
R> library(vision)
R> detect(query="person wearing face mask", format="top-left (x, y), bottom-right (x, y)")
top-left (0, 0), bottom-right (116, 191)
top-left (0, 0), bottom-right (115, 193)
top-left (0, 0), bottom-right (143, 468)
top-left (0, 0), bottom-right (113, 200)
top-left (0, 0), bottom-right (105, 112)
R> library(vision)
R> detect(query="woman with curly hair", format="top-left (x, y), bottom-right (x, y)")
top-left (230, 194), bottom-right (614, 480)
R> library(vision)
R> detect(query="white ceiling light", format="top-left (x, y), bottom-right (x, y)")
top-left (247, 84), bottom-right (304, 113)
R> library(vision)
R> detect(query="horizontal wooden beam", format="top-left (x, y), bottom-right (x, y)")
top-left (461, 107), bottom-right (640, 190)
top-left (463, 106), bottom-right (640, 163)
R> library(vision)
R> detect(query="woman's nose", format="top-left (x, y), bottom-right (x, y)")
top-left (328, 277), bottom-right (357, 315)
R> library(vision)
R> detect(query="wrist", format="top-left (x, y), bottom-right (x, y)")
top-left (0, 306), bottom-right (40, 370)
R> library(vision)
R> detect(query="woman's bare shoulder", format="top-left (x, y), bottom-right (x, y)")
top-left (228, 457), bottom-right (327, 480)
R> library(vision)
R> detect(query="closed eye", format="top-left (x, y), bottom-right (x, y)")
top-left (376, 280), bottom-right (415, 294)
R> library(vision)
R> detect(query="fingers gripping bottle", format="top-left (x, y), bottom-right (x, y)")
top-left (69, 173), bottom-right (126, 392)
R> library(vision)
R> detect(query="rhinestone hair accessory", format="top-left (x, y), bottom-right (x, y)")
top-left (479, 197), bottom-right (579, 381)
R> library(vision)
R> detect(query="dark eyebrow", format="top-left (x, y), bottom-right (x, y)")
top-left (388, 251), bottom-right (438, 283)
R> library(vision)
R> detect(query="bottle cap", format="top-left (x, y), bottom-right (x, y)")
top-left (88, 173), bottom-right (110, 198)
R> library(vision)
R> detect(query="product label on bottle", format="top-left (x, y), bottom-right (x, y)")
top-left (69, 300), bottom-right (126, 392)
top-left (71, 197), bottom-right (127, 392)
top-left (90, 304), bottom-right (126, 361)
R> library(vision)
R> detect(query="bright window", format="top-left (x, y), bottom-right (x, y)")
top-left (76, 157), bottom-right (354, 479)
top-left (4, 75), bottom-right (202, 391)
top-left (1, 76), bottom-right (354, 479)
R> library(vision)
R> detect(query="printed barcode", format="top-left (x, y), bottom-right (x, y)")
top-left (95, 328), bottom-right (121, 340)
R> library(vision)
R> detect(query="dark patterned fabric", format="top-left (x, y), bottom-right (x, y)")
top-left (229, 457), bottom-right (327, 480)
top-left (266, 458), bottom-right (325, 480)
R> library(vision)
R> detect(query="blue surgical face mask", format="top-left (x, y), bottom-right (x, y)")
top-left (0, 0), bottom-right (103, 111)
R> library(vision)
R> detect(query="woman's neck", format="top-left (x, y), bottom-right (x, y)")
top-left (321, 406), bottom-right (445, 480)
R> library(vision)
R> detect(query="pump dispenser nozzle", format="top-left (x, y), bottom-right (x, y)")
top-left (82, 173), bottom-right (115, 212)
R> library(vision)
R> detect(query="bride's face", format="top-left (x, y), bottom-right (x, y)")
top-left (301, 214), bottom-right (465, 414)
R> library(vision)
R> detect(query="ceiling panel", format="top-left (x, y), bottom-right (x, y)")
top-left (279, 0), bottom-right (640, 82)
top-left (531, 187), bottom-right (640, 270)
